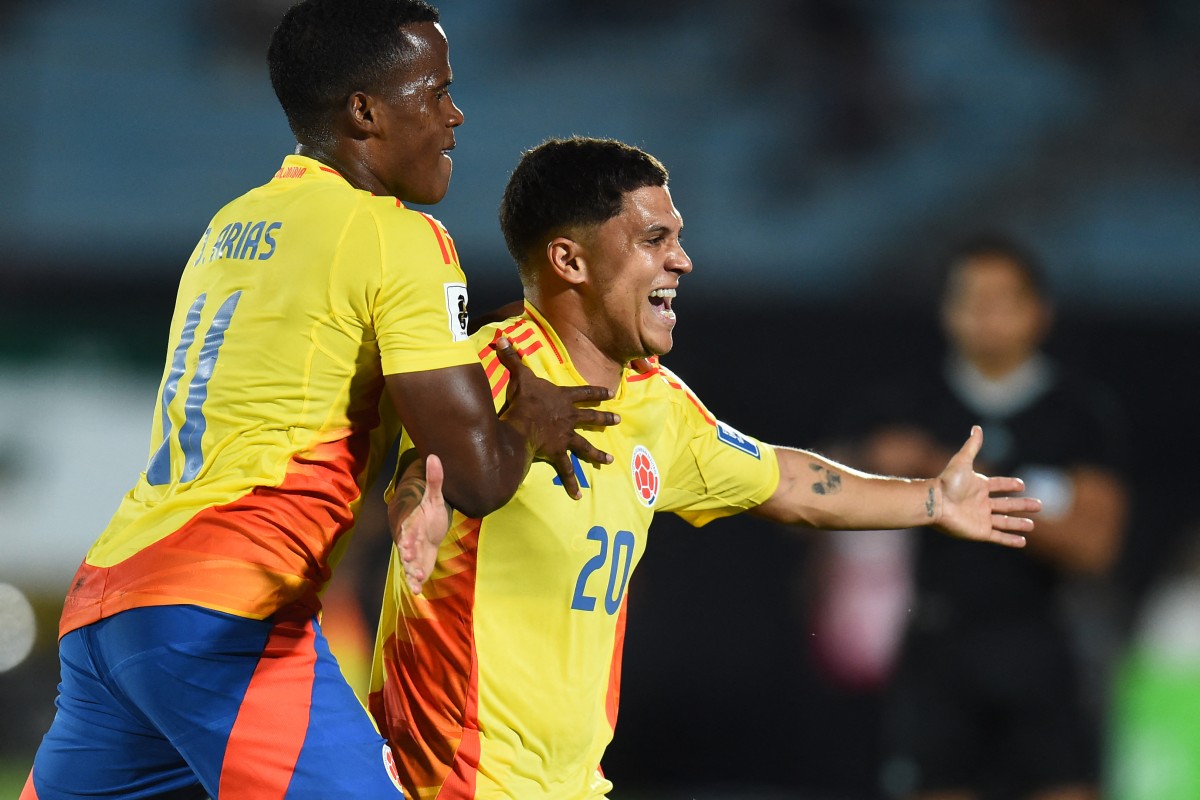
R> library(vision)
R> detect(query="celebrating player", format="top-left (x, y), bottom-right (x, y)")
top-left (22, 3), bottom-right (618, 799)
top-left (367, 136), bottom-right (1041, 800)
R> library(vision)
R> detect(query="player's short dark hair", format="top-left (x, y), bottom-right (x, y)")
top-left (941, 232), bottom-right (1049, 299)
top-left (268, 0), bottom-right (440, 145)
top-left (500, 137), bottom-right (670, 281)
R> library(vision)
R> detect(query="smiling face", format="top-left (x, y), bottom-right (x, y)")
top-left (370, 21), bottom-right (464, 204)
top-left (577, 185), bottom-right (693, 365)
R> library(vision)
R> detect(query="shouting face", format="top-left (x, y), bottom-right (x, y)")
top-left (577, 185), bottom-right (693, 365)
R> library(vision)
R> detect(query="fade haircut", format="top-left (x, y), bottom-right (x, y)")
top-left (942, 232), bottom-right (1049, 300)
top-left (500, 137), bottom-right (670, 283)
top-left (268, 0), bottom-right (439, 145)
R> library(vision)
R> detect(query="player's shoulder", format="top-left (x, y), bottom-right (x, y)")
top-left (469, 313), bottom-right (547, 360)
top-left (627, 358), bottom-right (688, 396)
top-left (628, 359), bottom-right (717, 424)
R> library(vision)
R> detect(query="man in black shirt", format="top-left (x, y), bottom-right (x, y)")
top-left (853, 236), bottom-right (1129, 800)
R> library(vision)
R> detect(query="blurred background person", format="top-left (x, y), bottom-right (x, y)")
top-left (1107, 515), bottom-right (1200, 799)
top-left (825, 235), bottom-right (1130, 800)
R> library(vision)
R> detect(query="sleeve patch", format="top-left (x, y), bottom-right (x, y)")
top-left (444, 283), bottom-right (469, 342)
top-left (716, 420), bottom-right (761, 459)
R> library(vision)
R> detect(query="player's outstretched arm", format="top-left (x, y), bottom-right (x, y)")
top-left (750, 426), bottom-right (1037, 547)
top-left (388, 452), bottom-right (450, 595)
top-left (386, 343), bottom-right (618, 516)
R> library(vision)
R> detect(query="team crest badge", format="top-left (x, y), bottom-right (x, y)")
top-left (382, 744), bottom-right (403, 793)
top-left (631, 445), bottom-right (660, 507)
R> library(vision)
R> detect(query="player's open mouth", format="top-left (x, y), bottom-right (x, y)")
top-left (648, 287), bottom-right (676, 322)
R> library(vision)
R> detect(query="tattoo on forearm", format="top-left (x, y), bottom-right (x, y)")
top-left (808, 463), bottom-right (843, 496)
top-left (925, 487), bottom-right (935, 518)
top-left (390, 479), bottom-right (427, 519)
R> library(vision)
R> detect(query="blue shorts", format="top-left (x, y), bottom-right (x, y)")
top-left (24, 605), bottom-right (405, 800)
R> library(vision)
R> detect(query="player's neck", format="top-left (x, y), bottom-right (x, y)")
top-left (531, 292), bottom-right (624, 391)
top-left (558, 327), bottom-right (625, 391)
top-left (293, 142), bottom-right (386, 196)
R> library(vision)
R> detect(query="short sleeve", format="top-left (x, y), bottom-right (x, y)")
top-left (655, 372), bottom-right (781, 527)
top-left (371, 207), bottom-right (478, 375)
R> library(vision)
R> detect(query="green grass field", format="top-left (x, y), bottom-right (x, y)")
top-left (1, 759), bottom-right (29, 796)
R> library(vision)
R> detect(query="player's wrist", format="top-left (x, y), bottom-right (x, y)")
top-left (922, 478), bottom-right (942, 528)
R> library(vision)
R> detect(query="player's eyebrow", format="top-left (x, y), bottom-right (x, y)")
top-left (642, 222), bottom-right (682, 237)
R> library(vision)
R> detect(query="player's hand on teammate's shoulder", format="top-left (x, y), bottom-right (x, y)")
top-left (493, 336), bottom-right (620, 501)
top-left (932, 425), bottom-right (1040, 549)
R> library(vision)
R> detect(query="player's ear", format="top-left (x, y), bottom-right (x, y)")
top-left (345, 91), bottom-right (380, 136)
top-left (547, 236), bottom-right (588, 286)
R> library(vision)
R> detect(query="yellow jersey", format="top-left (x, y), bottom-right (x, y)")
top-left (60, 154), bottom-right (477, 637)
top-left (369, 303), bottom-right (780, 799)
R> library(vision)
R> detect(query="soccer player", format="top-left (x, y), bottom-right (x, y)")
top-left (367, 137), bottom-right (1042, 800)
top-left (22, 3), bottom-right (617, 799)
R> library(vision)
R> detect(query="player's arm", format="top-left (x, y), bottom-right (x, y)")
top-left (749, 426), bottom-right (1037, 547)
top-left (386, 338), bottom-right (618, 518)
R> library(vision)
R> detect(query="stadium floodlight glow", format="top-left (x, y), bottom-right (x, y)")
top-left (0, 582), bottom-right (36, 673)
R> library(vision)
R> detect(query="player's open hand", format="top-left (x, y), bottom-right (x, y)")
top-left (389, 454), bottom-right (450, 595)
top-left (493, 336), bottom-right (620, 500)
top-left (933, 426), bottom-right (1040, 548)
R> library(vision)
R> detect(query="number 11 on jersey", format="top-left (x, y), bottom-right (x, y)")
top-left (146, 291), bottom-right (242, 486)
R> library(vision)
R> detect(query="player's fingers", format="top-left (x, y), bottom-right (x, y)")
top-left (424, 454), bottom-right (444, 502)
top-left (987, 476), bottom-right (1027, 495)
top-left (988, 528), bottom-right (1028, 549)
top-left (569, 434), bottom-right (614, 467)
top-left (551, 454), bottom-right (582, 500)
top-left (992, 513), bottom-right (1035, 533)
top-left (406, 566), bottom-right (428, 596)
top-left (401, 546), bottom-right (430, 595)
top-left (952, 425), bottom-right (984, 464)
top-left (990, 495), bottom-right (1041, 515)
top-left (562, 383), bottom-right (615, 404)
top-left (492, 337), bottom-right (529, 374)
top-left (572, 408), bottom-right (620, 430)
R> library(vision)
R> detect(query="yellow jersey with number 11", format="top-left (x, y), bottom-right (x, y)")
top-left (60, 154), bottom-right (477, 638)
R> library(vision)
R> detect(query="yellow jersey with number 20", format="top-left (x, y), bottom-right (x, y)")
top-left (369, 303), bottom-right (780, 800)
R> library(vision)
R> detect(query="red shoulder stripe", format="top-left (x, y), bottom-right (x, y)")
top-left (491, 370), bottom-right (510, 399)
top-left (418, 213), bottom-right (451, 265)
top-left (476, 330), bottom-right (503, 360)
top-left (663, 376), bottom-right (716, 426)
top-left (626, 367), bottom-right (661, 383)
top-left (525, 315), bottom-right (564, 364)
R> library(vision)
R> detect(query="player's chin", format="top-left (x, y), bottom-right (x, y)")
top-left (409, 165), bottom-right (453, 205)
top-left (643, 333), bottom-right (675, 358)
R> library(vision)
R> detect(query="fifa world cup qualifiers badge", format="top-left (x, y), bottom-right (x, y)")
top-left (443, 283), bottom-right (469, 341)
top-left (631, 445), bottom-right (659, 508)
top-left (716, 420), bottom-right (761, 459)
